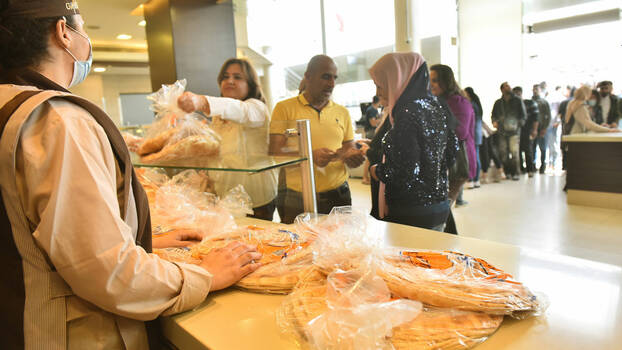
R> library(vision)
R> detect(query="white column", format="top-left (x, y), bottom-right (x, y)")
top-left (458, 0), bottom-right (524, 122)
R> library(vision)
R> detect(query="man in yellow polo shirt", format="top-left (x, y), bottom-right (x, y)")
top-left (270, 55), bottom-right (365, 223)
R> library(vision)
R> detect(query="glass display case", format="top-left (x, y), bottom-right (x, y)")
top-left (122, 120), bottom-right (318, 216)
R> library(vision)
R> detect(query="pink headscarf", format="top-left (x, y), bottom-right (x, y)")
top-left (369, 52), bottom-right (425, 219)
top-left (368, 52), bottom-right (425, 118)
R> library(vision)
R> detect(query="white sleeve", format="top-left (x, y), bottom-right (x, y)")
top-left (575, 107), bottom-right (612, 133)
top-left (16, 101), bottom-right (212, 321)
top-left (206, 96), bottom-right (269, 128)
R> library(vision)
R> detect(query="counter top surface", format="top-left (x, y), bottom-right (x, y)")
top-left (162, 218), bottom-right (622, 350)
top-left (562, 132), bottom-right (622, 142)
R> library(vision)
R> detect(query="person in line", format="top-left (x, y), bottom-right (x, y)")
top-left (559, 86), bottom-right (576, 171)
top-left (479, 120), bottom-right (503, 183)
top-left (464, 87), bottom-right (483, 188)
top-left (430, 64), bottom-right (475, 208)
top-left (0, 1), bottom-right (261, 348)
top-left (531, 84), bottom-right (551, 174)
top-left (365, 111), bottom-right (392, 219)
top-left (514, 86), bottom-right (539, 177)
top-left (177, 58), bottom-right (278, 221)
top-left (596, 81), bottom-right (620, 128)
top-left (491, 82), bottom-right (526, 181)
top-left (369, 52), bottom-right (458, 232)
top-left (269, 55), bottom-right (365, 223)
top-left (361, 95), bottom-right (381, 185)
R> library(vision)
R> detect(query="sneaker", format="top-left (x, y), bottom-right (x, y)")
top-left (468, 181), bottom-right (475, 189)
top-left (361, 178), bottom-right (370, 185)
top-left (539, 167), bottom-right (546, 174)
top-left (512, 174), bottom-right (520, 181)
top-left (474, 181), bottom-right (481, 188)
top-left (480, 172), bottom-right (488, 184)
top-left (528, 172), bottom-right (534, 178)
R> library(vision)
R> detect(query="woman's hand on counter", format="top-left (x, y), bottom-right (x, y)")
top-left (178, 91), bottom-right (211, 115)
top-left (199, 241), bottom-right (263, 291)
top-left (152, 229), bottom-right (203, 249)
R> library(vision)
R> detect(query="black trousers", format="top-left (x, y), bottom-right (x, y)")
top-left (280, 182), bottom-right (352, 224)
top-left (519, 132), bottom-right (536, 173)
top-left (249, 199), bottom-right (276, 221)
top-left (480, 135), bottom-right (502, 172)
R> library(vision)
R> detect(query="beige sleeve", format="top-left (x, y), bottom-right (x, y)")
top-left (15, 101), bottom-right (211, 321)
top-left (575, 107), bottom-right (612, 133)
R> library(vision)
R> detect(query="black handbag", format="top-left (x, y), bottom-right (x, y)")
top-left (449, 140), bottom-right (470, 181)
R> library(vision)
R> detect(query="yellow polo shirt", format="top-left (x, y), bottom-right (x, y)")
top-left (270, 94), bottom-right (354, 192)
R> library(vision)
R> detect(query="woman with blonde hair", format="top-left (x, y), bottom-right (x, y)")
top-left (564, 85), bottom-right (616, 135)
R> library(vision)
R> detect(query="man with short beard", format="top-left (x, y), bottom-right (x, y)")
top-left (597, 81), bottom-right (620, 128)
top-left (491, 82), bottom-right (526, 180)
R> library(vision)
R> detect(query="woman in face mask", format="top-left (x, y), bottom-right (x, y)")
top-left (0, 1), bottom-right (260, 348)
top-left (564, 85), bottom-right (616, 135)
top-left (587, 89), bottom-right (603, 125)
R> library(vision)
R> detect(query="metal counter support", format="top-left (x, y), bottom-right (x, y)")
top-left (297, 120), bottom-right (317, 213)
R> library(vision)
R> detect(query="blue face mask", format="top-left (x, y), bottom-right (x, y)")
top-left (64, 23), bottom-right (93, 88)
top-left (587, 100), bottom-right (597, 107)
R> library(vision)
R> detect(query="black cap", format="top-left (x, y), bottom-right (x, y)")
top-left (2, 0), bottom-right (80, 19)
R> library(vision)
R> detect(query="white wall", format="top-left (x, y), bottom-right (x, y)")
top-left (458, 0), bottom-right (524, 122)
top-left (70, 73), bottom-right (152, 125)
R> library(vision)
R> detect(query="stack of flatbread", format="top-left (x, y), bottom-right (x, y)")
top-left (378, 250), bottom-right (541, 318)
top-left (137, 122), bottom-right (220, 164)
top-left (278, 284), bottom-right (503, 350)
top-left (231, 225), bottom-right (317, 294)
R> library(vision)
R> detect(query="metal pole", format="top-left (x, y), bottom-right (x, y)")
top-left (297, 120), bottom-right (317, 213)
top-left (320, 0), bottom-right (327, 55)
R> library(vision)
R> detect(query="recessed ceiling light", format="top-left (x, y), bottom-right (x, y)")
top-left (94, 67), bottom-right (107, 73)
top-left (138, 20), bottom-right (146, 27)
top-left (116, 34), bottom-right (132, 40)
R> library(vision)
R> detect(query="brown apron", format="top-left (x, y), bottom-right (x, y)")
top-left (0, 71), bottom-right (160, 349)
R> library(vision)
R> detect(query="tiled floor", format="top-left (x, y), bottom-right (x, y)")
top-left (348, 172), bottom-right (622, 266)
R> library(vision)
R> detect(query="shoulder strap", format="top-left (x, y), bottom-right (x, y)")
top-left (0, 90), bottom-right (42, 137)
top-left (0, 89), bottom-right (41, 350)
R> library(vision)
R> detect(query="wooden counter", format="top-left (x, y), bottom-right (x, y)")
top-left (562, 132), bottom-right (622, 210)
top-left (161, 217), bottom-right (622, 349)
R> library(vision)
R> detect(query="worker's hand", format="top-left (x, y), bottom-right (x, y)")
top-left (199, 241), bottom-right (262, 292)
top-left (177, 92), bottom-right (210, 114)
top-left (152, 229), bottom-right (203, 249)
top-left (313, 148), bottom-right (336, 168)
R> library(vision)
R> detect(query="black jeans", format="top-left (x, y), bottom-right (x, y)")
top-left (281, 182), bottom-right (352, 224)
top-left (480, 135), bottom-right (501, 172)
top-left (519, 132), bottom-right (536, 173)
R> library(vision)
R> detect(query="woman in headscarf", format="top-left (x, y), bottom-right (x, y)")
top-left (369, 53), bottom-right (458, 231)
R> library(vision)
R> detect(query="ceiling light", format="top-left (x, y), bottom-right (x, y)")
top-left (138, 20), bottom-right (146, 27)
top-left (94, 67), bottom-right (106, 73)
top-left (116, 34), bottom-right (133, 40)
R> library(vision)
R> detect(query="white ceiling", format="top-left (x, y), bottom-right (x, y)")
top-left (79, 0), bottom-right (148, 49)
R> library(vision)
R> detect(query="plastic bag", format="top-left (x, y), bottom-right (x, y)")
top-left (295, 206), bottom-right (383, 273)
top-left (278, 267), bottom-right (422, 350)
top-left (377, 249), bottom-right (548, 319)
top-left (147, 171), bottom-right (252, 238)
top-left (137, 80), bottom-right (221, 164)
